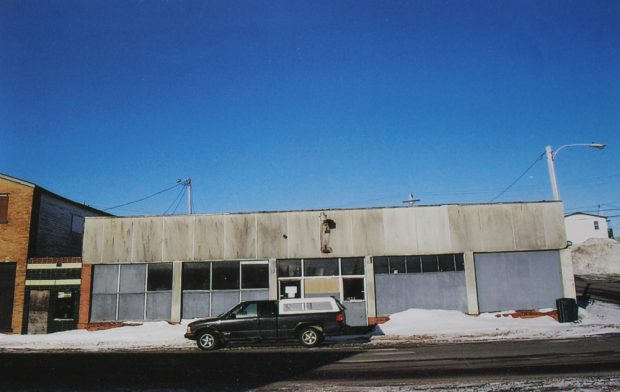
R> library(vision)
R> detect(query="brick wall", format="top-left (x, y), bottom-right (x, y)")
top-left (78, 264), bottom-right (92, 329)
top-left (0, 177), bottom-right (34, 334)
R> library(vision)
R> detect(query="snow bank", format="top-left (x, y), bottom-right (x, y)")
top-left (373, 301), bottom-right (620, 343)
top-left (572, 238), bottom-right (620, 275)
top-left (0, 321), bottom-right (194, 351)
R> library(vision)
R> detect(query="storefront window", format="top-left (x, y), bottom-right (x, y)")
top-left (147, 263), bottom-right (173, 291)
top-left (277, 259), bottom-right (301, 277)
top-left (341, 257), bottom-right (364, 275)
top-left (212, 261), bottom-right (240, 290)
top-left (304, 258), bottom-right (338, 276)
top-left (241, 263), bottom-right (269, 289)
top-left (182, 262), bottom-right (210, 290)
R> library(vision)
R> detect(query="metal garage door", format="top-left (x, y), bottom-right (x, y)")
top-left (475, 251), bottom-right (563, 312)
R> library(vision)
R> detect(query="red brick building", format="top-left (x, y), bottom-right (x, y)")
top-left (0, 173), bottom-right (109, 334)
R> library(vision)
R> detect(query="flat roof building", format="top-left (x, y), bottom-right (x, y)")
top-left (80, 201), bottom-right (575, 327)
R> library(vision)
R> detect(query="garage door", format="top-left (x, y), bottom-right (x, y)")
top-left (475, 251), bottom-right (563, 312)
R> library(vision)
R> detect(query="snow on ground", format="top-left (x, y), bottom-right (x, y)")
top-left (0, 321), bottom-right (195, 352)
top-left (371, 300), bottom-right (620, 343)
top-left (1, 301), bottom-right (619, 351)
top-left (572, 238), bottom-right (620, 275)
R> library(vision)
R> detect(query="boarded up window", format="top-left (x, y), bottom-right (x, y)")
top-left (0, 194), bottom-right (7, 223)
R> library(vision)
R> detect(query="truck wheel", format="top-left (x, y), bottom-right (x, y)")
top-left (299, 327), bottom-right (322, 348)
top-left (197, 331), bottom-right (219, 351)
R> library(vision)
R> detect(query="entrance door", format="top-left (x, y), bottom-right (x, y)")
top-left (28, 290), bottom-right (50, 334)
top-left (0, 263), bottom-right (16, 332)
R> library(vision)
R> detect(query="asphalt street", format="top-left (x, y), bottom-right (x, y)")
top-left (2, 334), bottom-right (619, 391)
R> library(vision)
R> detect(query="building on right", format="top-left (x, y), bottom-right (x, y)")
top-left (564, 212), bottom-right (612, 245)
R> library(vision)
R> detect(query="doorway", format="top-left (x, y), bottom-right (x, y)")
top-left (0, 263), bottom-right (16, 332)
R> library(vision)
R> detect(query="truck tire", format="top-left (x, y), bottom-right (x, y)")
top-left (197, 331), bottom-right (219, 351)
top-left (298, 327), bottom-right (322, 348)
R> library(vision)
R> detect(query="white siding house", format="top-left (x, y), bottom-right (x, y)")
top-left (565, 213), bottom-right (610, 245)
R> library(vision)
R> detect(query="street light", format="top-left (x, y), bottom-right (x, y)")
top-left (545, 143), bottom-right (606, 201)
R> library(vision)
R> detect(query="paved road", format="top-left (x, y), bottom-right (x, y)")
top-left (2, 334), bottom-right (619, 391)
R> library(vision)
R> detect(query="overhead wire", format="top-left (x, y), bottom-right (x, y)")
top-left (103, 183), bottom-right (182, 211)
top-left (164, 185), bottom-right (186, 215)
top-left (489, 152), bottom-right (545, 202)
top-left (171, 186), bottom-right (187, 215)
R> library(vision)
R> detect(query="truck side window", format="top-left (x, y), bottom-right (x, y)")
top-left (235, 303), bottom-right (258, 319)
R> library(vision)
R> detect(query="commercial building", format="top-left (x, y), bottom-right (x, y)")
top-left (0, 173), bottom-right (108, 334)
top-left (80, 201), bottom-right (575, 327)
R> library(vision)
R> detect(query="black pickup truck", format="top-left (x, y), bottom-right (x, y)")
top-left (184, 297), bottom-right (346, 350)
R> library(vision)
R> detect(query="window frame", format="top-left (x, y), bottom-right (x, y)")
top-left (0, 194), bottom-right (8, 224)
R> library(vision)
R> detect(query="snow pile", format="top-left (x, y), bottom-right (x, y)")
top-left (373, 301), bottom-right (620, 343)
top-left (572, 238), bottom-right (620, 275)
top-left (0, 321), bottom-right (194, 352)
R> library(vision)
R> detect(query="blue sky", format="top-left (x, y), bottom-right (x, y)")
top-left (1, 1), bottom-right (619, 229)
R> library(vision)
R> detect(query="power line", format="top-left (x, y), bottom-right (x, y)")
top-left (489, 152), bottom-right (545, 202)
top-left (171, 186), bottom-right (187, 215)
top-left (103, 183), bottom-right (182, 211)
top-left (163, 186), bottom-right (186, 215)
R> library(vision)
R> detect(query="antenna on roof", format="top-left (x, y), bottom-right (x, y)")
top-left (402, 193), bottom-right (420, 207)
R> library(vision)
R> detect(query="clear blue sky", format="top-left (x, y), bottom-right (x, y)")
top-left (2, 1), bottom-right (619, 230)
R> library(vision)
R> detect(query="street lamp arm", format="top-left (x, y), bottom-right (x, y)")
top-left (551, 143), bottom-right (606, 160)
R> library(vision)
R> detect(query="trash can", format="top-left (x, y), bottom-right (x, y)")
top-left (556, 298), bottom-right (578, 323)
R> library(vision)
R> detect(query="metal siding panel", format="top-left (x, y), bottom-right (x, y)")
top-left (477, 205), bottom-right (516, 251)
top-left (287, 212), bottom-right (321, 258)
top-left (351, 210), bottom-right (384, 256)
top-left (415, 206), bottom-right (451, 254)
top-left (83, 218), bottom-right (103, 263)
top-left (193, 215), bottom-right (225, 261)
top-left (118, 293), bottom-right (145, 321)
top-left (543, 203), bottom-right (567, 248)
top-left (90, 294), bottom-right (117, 322)
top-left (119, 264), bottom-right (146, 294)
top-left (132, 217), bottom-right (163, 263)
top-left (224, 215), bottom-right (256, 260)
top-left (102, 219), bottom-right (133, 263)
top-left (163, 216), bottom-right (192, 261)
top-left (344, 301), bottom-right (367, 327)
top-left (375, 272), bottom-right (467, 315)
top-left (146, 292), bottom-right (172, 320)
top-left (241, 289), bottom-right (269, 301)
top-left (512, 204), bottom-right (546, 250)
top-left (92, 265), bottom-right (119, 294)
top-left (475, 251), bottom-right (564, 312)
top-left (382, 208), bottom-right (417, 255)
top-left (256, 213), bottom-right (288, 259)
top-left (211, 291), bottom-right (241, 316)
top-left (182, 292), bottom-right (210, 319)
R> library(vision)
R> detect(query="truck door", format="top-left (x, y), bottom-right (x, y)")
top-left (257, 301), bottom-right (278, 339)
top-left (221, 302), bottom-right (260, 340)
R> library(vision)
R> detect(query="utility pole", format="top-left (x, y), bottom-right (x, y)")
top-left (186, 178), bottom-right (192, 214)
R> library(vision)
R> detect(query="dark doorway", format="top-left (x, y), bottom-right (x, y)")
top-left (0, 263), bottom-right (16, 332)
